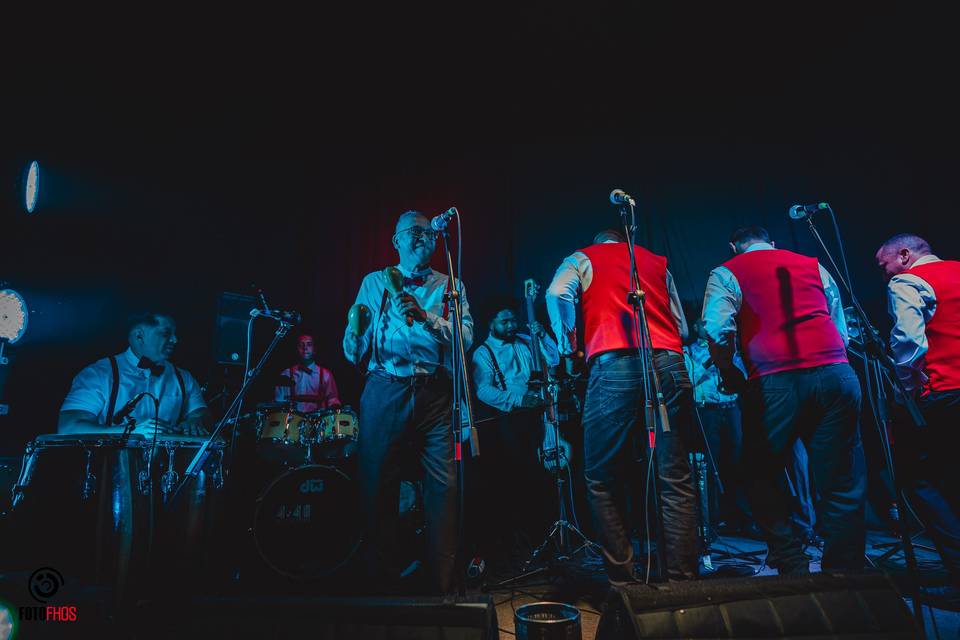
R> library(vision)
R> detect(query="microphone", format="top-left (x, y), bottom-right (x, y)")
top-left (430, 207), bottom-right (458, 232)
top-left (609, 189), bottom-right (636, 206)
top-left (250, 308), bottom-right (302, 324)
top-left (788, 202), bottom-right (830, 220)
top-left (113, 392), bottom-right (152, 425)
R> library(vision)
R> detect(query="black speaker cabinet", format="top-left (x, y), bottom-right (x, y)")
top-left (596, 572), bottom-right (919, 639)
top-left (214, 292), bottom-right (258, 366)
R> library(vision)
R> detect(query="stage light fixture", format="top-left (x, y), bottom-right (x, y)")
top-left (0, 289), bottom-right (29, 344)
top-left (23, 160), bottom-right (40, 213)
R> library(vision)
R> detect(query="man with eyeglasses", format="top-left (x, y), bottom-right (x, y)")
top-left (343, 210), bottom-right (474, 595)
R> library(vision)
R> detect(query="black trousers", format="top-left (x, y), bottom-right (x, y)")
top-left (898, 388), bottom-right (960, 584)
top-left (358, 370), bottom-right (457, 594)
top-left (695, 402), bottom-right (750, 528)
top-left (582, 350), bottom-right (699, 581)
top-left (464, 407), bottom-right (552, 560)
top-left (741, 363), bottom-right (866, 572)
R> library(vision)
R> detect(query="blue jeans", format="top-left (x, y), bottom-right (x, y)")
top-left (740, 363), bottom-right (866, 572)
top-left (582, 349), bottom-right (699, 580)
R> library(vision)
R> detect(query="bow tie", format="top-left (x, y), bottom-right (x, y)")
top-left (137, 357), bottom-right (165, 376)
top-left (403, 274), bottom-right (428, 288)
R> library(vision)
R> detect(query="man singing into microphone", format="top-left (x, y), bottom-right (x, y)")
top-left (58, 312), bottom-right (207, 436)
top-left (876, 233), bottom-right (960, 599)
top-left (702, 225), bottom-right (864, 575)
top-left (343, 210), bottom-right (473, 595)
top-left (546, 228), bottom-right (698, 584)
top-left (275, 333), bottom-right (341, 412)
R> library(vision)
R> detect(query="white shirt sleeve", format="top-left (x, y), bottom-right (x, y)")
top-left (819, 264), bottom-right (849, 347)
top-left (343, 273), bottom-right (378, 365)
top-left (539, 333), bottom-right (561, 368)
top-left (546, 252), bottom-right (587, 356)
top-left (472, 346), bottom-right (526, 412)
top-left (60, 359), bottom-right (111, 418)
top-left (665, 269), bottom-right (689, 342)
top-left (180, 369), bottom-right (208, 415)
top-left (887, 273), bottom-right (936, 392)
top-left (702, 266), bottom-right (741, 350)
top-left (422, 279), bottom-right (474, 351)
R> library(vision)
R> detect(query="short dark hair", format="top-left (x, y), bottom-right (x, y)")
top-left (879, 233), bottom-right (932, 256)
top-left (730, 225), bottom-right (771, 247)
top-left (594, 228), bottom-right (626, 244)
top-left (126, 312), bottom-right (174, 337)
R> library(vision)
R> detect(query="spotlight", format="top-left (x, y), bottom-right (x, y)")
top-left (0, 289), bottom-right (29, 344)
top-left (23, 160), bottom-right (40, 213)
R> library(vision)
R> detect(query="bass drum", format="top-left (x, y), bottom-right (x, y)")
top-left (252, 464), bottom-right (362, 580)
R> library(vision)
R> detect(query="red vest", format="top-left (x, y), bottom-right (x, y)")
top-left (579, 243), bottom-right (683, 359)
top-left (722, 248), bottom-right (847, 379)
top-left (905, 259), bottom-right (960, 392)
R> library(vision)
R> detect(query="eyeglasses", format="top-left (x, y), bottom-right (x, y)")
top-left (393, 226), bottom-right (437, 242)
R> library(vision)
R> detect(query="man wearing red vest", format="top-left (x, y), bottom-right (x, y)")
top-left (876, 233), bottom-right (960, 595)
top-left (703, 226), bottom-right (865, 575)
top-left (546, 229), bottom-right (698, 583)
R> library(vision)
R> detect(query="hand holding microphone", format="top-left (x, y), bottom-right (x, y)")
top-left (384, 267), bottom-right (418, 326)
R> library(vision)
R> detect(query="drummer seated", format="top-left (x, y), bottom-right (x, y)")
top-left (58, 312), bottom-right (208, 437)
top-left (274, 333), bottom-right (342, 413)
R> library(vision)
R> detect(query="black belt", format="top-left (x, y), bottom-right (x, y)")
top-left (588, 348), bottom-right (639, 368)
top-left (697, 401), bottom-right (737, 409)
top-left (368, 368), bottom-right (444, 387)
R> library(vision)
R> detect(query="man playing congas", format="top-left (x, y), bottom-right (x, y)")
top-left (58, 312), bottom-right (207, 436)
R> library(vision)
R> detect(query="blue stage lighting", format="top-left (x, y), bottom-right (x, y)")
top-left (0, 289), bottom-right (28, 344)
top-left (24, 160), bottom-right (39, 213)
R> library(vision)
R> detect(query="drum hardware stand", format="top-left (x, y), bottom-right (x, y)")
top-left (801, 205), bottom-right (927, 634)
top-left (170, 318), bottom-right (293, 504)
top-left (491, 392), bottom-right (600, 589)
top-left (437, 209), bottom-right (480, 597)
top-left (691, 406), bottom-right (763, 574)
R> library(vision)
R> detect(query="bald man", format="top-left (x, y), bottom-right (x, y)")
top-left (876, 233), bottom-right (960, 598)
top-left (343, 210), bottom-right (474, 595)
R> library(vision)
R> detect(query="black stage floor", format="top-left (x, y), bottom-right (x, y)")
top-left (1, 529), bottom-right (957, 639)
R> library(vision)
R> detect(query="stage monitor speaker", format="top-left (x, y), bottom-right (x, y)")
top-left (135, 594), bottom-right (499, 640)
top-left (596, 572), bottom-right (919, 639)
top-left (214, 292), bottom-right (258, 366)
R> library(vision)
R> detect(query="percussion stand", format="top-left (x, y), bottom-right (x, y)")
top-left (802, 206), bottom-right (926, 633)
top-left (437, 212), bottom-right (480, 598)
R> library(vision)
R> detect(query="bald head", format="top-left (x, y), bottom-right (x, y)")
top-left (392, 210), bottom-right (437, 269)
top-left (875, 233), bottom-right (932, 280)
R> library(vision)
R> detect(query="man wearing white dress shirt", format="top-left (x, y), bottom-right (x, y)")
top-left (471, 306), bottom-right (560, 558)
top-left (275, 334), bottom-right (341, 412)
top-left (343, 210), bottom-right (473, 594)
top-left (546, 228), bottom-right (698, 584)
top-left (876, 233), bottom-right (960, 596)
top-left (703, 225), bottom-right (864, 575)
top-left (59, 312), bottom-right (207, 436)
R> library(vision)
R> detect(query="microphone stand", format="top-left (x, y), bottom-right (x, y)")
top-left (170, 319), bottom-right (293, 504)
top-left (438, 217), bottom-right (479, 598)
top-left (619, 198), bottom-right (670, 582)
top-left (802, 207), bottom-right (926, 633)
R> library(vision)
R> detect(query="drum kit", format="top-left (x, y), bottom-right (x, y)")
top-left (4, 400), bottom-right (411, 596)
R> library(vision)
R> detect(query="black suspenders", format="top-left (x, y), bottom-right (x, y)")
top-left (481, 344), bottom-right (507, 391)
top-left (104, 355), bottom-right (188, 426)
